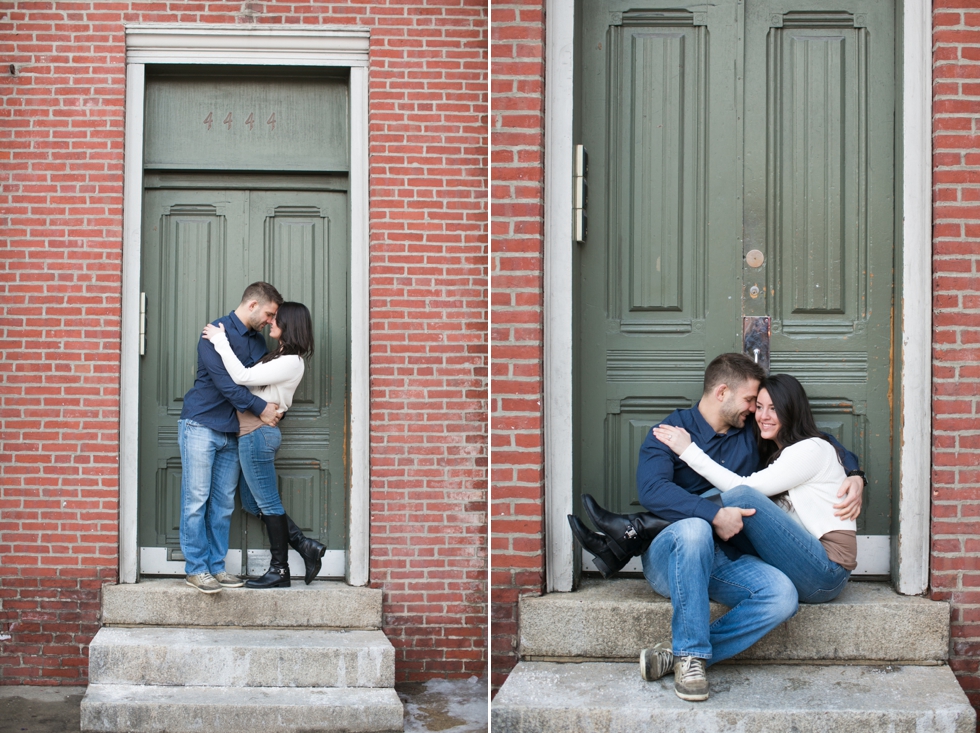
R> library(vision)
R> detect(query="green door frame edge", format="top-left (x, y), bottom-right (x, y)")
top-left (118, 25), bottom-right (372, 586)
top-left (542, 0), bottom-right (932, 594)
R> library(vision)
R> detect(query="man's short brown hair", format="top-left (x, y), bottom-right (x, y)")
top-left (703, 352), bottom-right (765, 395)
top-left (240, 281), bottom-right (284, 308)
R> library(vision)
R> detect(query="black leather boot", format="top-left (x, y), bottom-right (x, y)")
top-left (284, 514), bottom-right (327, 585)
top-left (246, 514), bottom-right (291, 589)
top-left (582, 494), bottom-right (673, 561)
top-left (567, 515), bottom-right (629, 578)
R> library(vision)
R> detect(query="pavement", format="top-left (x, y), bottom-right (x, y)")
top-left (0, 677), bottom-right (489, 732)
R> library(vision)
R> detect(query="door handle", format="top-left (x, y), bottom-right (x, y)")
top-left (743, 316), bottom-right (770, 374)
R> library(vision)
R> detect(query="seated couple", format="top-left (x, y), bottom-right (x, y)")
top-left (568, 352), bottom-right (865, 702)
top-left (177, 282), bottom-right (326, 594)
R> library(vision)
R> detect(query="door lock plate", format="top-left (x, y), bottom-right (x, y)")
top-left (743, 316), bottom-right (770, 374)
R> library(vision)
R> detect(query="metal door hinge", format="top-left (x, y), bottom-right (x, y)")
top-left (139, 292), bottom-right (147, 356)
top-left (574, 144), bottom-right (588, 244)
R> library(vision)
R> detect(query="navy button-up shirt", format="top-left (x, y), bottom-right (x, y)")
top-left (179, 311), bottom-right (268, 433)
top-left (636, 402), bottom-right (859, 524)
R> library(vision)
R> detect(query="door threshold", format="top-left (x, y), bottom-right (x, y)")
top-left (139, 547), bottom-right (346, 578)
top-left (581, 534), bottom-right (890, 576)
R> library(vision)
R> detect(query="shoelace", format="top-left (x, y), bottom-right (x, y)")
top-left (199, 572), bottom-right (216, 582)
top-left (678, 657), bottom-right (706, 683)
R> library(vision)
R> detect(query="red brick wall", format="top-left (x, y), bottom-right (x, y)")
top-left (0, 1), bottom-right (486, 684)
top-left (489, 0), bottom-right (546, 691)
top-left (932, 2), bottom-right (980, 716)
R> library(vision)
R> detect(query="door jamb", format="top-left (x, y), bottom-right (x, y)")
top-left (120, 25), bottom-right (371, 586)
top-left (544, 2), bottom-right (932, 594)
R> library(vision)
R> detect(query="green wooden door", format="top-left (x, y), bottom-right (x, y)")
top-left (576, 0), bottom-right (895, 555)
top-left (138, 187), bottom-right (349, 576)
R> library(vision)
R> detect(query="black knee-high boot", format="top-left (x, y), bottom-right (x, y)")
top-left (582, 494), bottom-right (674, 561)
top-left (567, 515), bottom-right (630, 578)
top-left (284, 514), bottom-right (327, 585)
top-left (582, 493), bottom-right (723, 561)
top-left (246, 514), bottom-right (291, 589)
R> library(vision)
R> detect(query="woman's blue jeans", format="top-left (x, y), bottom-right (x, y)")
top-left (237, 426), bottom-right (285, 517)
top-left (722, 485), bottom-right (851, 604)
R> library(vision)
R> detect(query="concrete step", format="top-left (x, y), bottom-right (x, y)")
top-left (102, 578), bottom-right (381, 629)
top-left (520, 579), bottom-right (949, 663)
top-left (81, 683), bottom-right (404, 733)
top-left (88, 627), bottom-right (394, 688)
top-left (491, 662), bottom-right (976, 733)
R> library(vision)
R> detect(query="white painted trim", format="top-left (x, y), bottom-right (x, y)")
top-left (546, 3), bottom-right (931, 593)
top-left (140, 547), bottom-right (347, 579)
top-left (543, 0), bottom-right (577, 593)
top-left (140, 548), bottom-right (244, 576)
top-left (896, 0), bottom-right (932, 595)
top-left (247, 548), bottom-right (346, 578)
top-left (582, 534), bottom-right (890, 576)
top-left (120, 27), bottom-right (371, 586)
top-left (118, 63), bottom-right (146, 584)
top-left (347, 65), bottom-right (371, 588)
top-left (137, 547), bottom-right (345, 578)
top-left (125, 24), bottom-right (369, 66)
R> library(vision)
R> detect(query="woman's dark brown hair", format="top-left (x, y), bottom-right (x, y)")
top-left (756, 373), bottom-right (837, 467)
top-left (261, 301), bottom-right (314, 362)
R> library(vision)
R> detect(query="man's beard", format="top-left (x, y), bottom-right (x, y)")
top-left (246, 312), bottom-right (267, 331)
top-left (720, 399), bottom-right (748, 429)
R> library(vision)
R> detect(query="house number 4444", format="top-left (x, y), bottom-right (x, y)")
top-left (203, 112), bottom-right (277, 131)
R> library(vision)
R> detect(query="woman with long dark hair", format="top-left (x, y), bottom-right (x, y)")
top-left (652, 373), bottom-right (855, 603)
top-left (202, 302), bottom-right (326, 589)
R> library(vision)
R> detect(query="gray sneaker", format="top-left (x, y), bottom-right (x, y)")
top-left (639, 642), bottom-right (674, 681)
top-left (213, 571), bottom-right (244, 588)
top-left (673, 656), bottom-right (709, 701)
top-left (185, 572), bottom-right (222, 594)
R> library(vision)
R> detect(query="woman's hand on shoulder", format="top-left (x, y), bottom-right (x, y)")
top-left (652, 425), bottom-right (692, 456)
top-left (202, 322), bottom-right (226, 342)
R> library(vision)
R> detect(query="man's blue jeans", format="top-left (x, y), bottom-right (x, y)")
top-left (237, 426), bottom-right (286, 517)
top-left (177, 419), bottom-right (239, 576)
top-left (722, 485), bottom-right (851, 604)
top-left (641, 517), bottom-right (799, 663)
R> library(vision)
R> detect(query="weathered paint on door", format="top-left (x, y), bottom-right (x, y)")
top-left (576, 0), bottom-right (894, 540)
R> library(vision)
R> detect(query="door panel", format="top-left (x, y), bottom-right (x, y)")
top-left (745, 2), bottom-right (895, 536)
top-left (579, 0), bottom-right (743, 517)
top-left (248, 191), bottom-right (349, 552)
top-left (577, 0), bottom-right (894, 543)
top-left (139, 188), bottom-right (349, 574)
top-left (139, 190), bottom-right (249, 553)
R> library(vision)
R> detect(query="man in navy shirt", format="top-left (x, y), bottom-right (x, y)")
top-left (600, 353), bottom-right (864, 701)
top-left (177, 282), bottom-right (283, 594)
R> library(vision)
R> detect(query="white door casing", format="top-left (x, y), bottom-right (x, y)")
top-left (119, 25), bottom-right (371, 586)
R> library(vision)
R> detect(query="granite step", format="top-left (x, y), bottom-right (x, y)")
top-left (101, 578), bottom-right (382, 629)
top-left (491, 661), bottom-right (976, 733)
top-left (81, 683), bottom-right (404, 733)
top-left (519, 579), bottom-right (949, 663)
top-left (88, 627), bottom-right (394, 688)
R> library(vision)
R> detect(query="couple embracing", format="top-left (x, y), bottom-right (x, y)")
top-left (569, 352), bottom-right (866, 701)
top-left (177, 282), bottom-right (325, 594)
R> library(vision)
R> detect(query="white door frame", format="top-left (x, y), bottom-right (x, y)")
top-left (544, 2), bottom-right (932, 594)
top-left (118, 25), bottom-right (372, 586)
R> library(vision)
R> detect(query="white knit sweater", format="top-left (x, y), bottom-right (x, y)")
top-left (679, 437), bottom-right (857, 539)
top-left (209, 330), bottom-right (305, 415)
